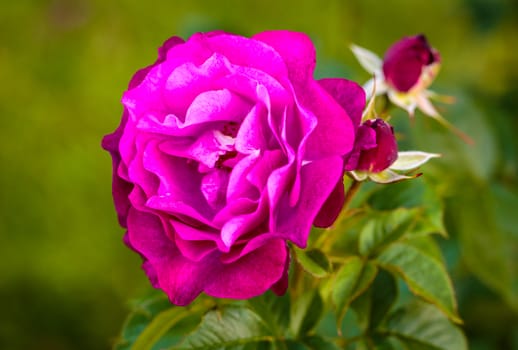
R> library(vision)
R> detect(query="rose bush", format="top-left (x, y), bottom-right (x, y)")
top-left (102, 30), bottom-right (365, 305)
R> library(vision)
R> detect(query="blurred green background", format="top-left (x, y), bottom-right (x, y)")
top-left (0, 0), bottom-right (517, 349)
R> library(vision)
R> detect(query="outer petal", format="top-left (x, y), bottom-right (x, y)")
top-left (205, 32), bottom-right (289, 84)
top-left (298, 81), bottom-right (356, 160)
top-left (127, 208), bottom-right (288, 305)
top-left (253, 32), bottom-right (355, 159)
top-left (253, 30), bottom-right (315, 84)
top-left (102, 111), bottom-right (133, 227)
top-left (318, 78), bottom-right (366, 130)
top-left (313, 178), bottom-right (345, 228)
top-left (205, 238), bottom-right (288, 299)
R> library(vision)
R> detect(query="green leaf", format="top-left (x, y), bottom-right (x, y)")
top-left (248, 291), bottom-right (290, 336)
top-left (324, 208), bottom-right (371, 257)
top-left (113, 293), bottom-right (172, 350)
top-left (368, 178), bottom-right (426, 210)
top-left (174, 306), bottom-right (273, 349)
top-left (454, 182), bottom-right (518, 311)
top-left (385, 301), bottom-right (467, 350)
top-left (282, 337), bottom-right (340, 350)
top-left (350, 288), bottom-right (371, 331)
top-left (358, 208), bottom-right (420, 256)
top-left (370, 335), bottom-right (406, 350)
top-left (294, 248), bottom-right (332, 278)
top-left (369, 269), bottom-right (398, 331)
top-left (332, 257), bottom-right (378, 326)
top-left (290, 290), bottom-right (324, 337)
top-left (351, 269), bottom-right (398, 333)
top-left (367, 179), bottom-right (446, 238)
top-left (132, 305), bottom-right (203, 350)
top-left (376, 243), bottom-right (460, 323)
top-left (300, 335), bottom-right (340, 350)
top-left (403, 236), bottom-right (444, 263)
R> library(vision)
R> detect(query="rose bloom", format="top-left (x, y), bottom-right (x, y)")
top-left (382, 34), bottom-right (441, 93)
top-left (345, 118), bottom-right (398, 173)
top-left (102, 30), bottom-right (365, 305)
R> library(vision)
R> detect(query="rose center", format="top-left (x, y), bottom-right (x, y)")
top-left (212, 122), bottom-right (240, 170)
top-left (221, 121), bottom-right (239, 138)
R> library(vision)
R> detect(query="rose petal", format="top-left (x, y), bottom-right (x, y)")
top-left (102, 112), bottom-right (133, 227)
top-left (313, 178), bottom-right (345, 228)
top-left (253, 30), bottom-right (315, 84)
top-left (207, 32), bottom-right (289, 83)
top-left (205, 238), bottom-right (288, 299)
top-left (162, 53), bottom-right (233, 117)
top-left (298, 81), bottom-right (356, 160)
top-left (270, 156), bottom-right (344, 247)
top-left (318, 78), bottom-right (366, 130)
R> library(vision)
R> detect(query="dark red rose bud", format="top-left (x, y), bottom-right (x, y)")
top-left (382, 35), bottom-right (440, 93)
top-left (345, 119), bottom-right (398, 173)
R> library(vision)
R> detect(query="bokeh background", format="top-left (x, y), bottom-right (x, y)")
top-left (1, 0), bottom-right (517, 349)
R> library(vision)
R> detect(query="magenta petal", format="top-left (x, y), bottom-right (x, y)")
top-left (126, 209), bottom-right (212, 305)
top-left (163, 53), bottom-right (233, 117)
top-left (226, 152), bottom-right (261, 202)
top-left (318, 78), bottom-right (366, 130)
top-left (102, 112), bottom-right (133, 227)
top-left (206, 32), bottom-right (289, 83)
top-left (220, 195), bottom-right (268, 249)
top-left (313, 179), bottom-right (345, 228)
top-left (126, 208), bottom-right (174, 260)
top-left (271, 156), bottom-right (344, 247)
top-left (300, 81), bottom-right (356, 160)
top-left (271, 248), bottom-right (290, 295)
top-left (201, 169), bottom-right (229, 210)
top-left (235, 104), bottom-right (270, 154)
top-left (185, 89), bottom-right (251, 127)
top-left (253, 30), bottom-right (315, 84)
top-left (175, 234), bottom-right (218, 262)
top-left (204, 238), bottom-right (288, 299)
top-left (138, 217), bottom-right (287, 304)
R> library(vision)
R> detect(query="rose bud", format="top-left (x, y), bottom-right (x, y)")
top-left (382, 34), bottom-right (440, 93)
top-left (102, 31), bottom-right (365, 305)
top-left (345, 118), bottom-right (398, 173)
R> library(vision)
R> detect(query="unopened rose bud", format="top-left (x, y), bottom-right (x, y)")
top-left (345, 119), bottom-right (398, 173)
top-left (382, 34), bottom-right (440, 93)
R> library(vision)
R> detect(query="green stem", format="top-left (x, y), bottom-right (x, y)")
top-left (289, 244), bottom-right (306, 299)
top-left (313, 179), bottom-right (362, 251)
top-left (343, 179), bottom-right (361, 211)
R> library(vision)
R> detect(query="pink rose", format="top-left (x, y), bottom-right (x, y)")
top-left (382, 34), bottom-right (440, 93)
top-left (102, 30), bottom-right (364, 305)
